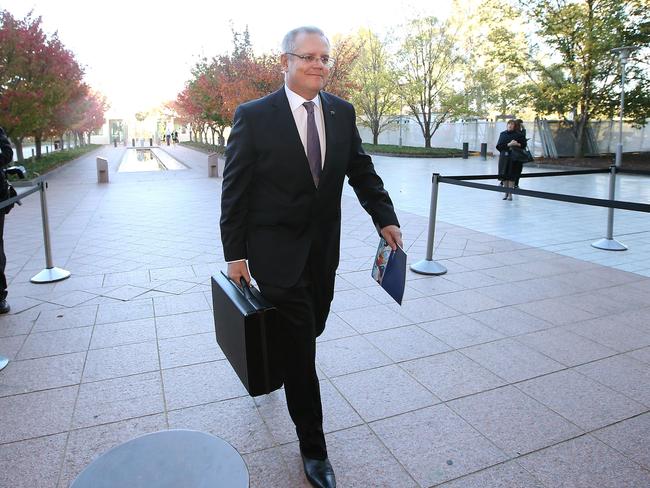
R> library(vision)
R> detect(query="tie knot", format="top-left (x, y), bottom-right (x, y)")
top-left (303, 101), bottom-right (315, 114)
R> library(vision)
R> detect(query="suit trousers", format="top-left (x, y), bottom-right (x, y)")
top-left (258, 254), bottom-right (328, 460)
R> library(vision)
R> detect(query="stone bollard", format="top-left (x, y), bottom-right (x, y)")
top-left (208, 153), bottom-right (219, 177)
top-left (96, 157), bottom-right (109, 183)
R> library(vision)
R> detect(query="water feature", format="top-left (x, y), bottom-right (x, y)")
top-left (118, 148), bottom-right (187, 172)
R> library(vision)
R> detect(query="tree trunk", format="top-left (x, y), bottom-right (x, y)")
top-left (424, 136), bottom-right (432, 148)
top-left (211, 128), bottom-right (216, 145)
top-left (15, 138), bottom-right (24, 161)
top-left (373, 131), bottom-right (379, 145)
top-left (574, 116), bottom-right (587, 159)
top-left (35, 134), bottom-right (42, 159)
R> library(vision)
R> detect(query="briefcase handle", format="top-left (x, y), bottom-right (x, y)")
top-left (220, 271), bottom-right (266, 311)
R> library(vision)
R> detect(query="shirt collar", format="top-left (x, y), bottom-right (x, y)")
top-left (285, 85), bottom-right (321, 112)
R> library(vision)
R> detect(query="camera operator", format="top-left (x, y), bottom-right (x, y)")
top-left (0, 127), bottom-right (13, 314)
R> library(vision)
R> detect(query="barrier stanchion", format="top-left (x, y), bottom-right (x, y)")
top-left (410, 173), bottom-right (447, 275)
top-left (30, 180), bottom-right (71, 283)
top-left (592, 165), bottom-right (627, 251)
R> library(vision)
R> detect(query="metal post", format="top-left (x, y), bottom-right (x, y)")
top-left (591, 46), bottom-right (636, 252)
top-left (410, 174), bottom-right (447, 275)
top-left (592, 165), bottom-right (627, 251)
top-left (462, 142), bottom-right (469, 159)
top-left (480, 143), bottom-right (487, 161)
top-left (30, 181), bottom-right (71, 283)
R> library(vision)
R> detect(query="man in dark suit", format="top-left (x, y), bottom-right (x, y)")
top-left (220, 26), bottom-right (401, 488)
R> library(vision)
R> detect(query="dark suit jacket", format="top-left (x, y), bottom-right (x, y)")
top-left (220, 87), bottom-right (399, 295)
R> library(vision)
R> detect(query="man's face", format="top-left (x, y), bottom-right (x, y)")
top-left (281, 32), bottom-right (330, 99)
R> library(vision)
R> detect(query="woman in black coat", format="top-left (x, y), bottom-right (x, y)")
top-left (496, 119), bottom-right (527, 200)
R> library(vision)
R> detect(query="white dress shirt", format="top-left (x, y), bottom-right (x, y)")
top-left (284, 85), bottom-right (326, 167)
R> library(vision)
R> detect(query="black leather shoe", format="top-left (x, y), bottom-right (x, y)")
top-left (0, 300), bottom-right (9, 314)
top-left (301, 454), bottom-right (336, 488)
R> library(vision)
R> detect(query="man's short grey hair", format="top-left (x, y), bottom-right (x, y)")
top-left (281, 26), bottom-right (330, 53)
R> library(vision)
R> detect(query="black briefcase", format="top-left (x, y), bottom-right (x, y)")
top-left (210, 271), bottom-right (283, 396)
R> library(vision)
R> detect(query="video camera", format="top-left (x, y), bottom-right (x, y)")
top-left (2, 165), bottom-right (27, 213)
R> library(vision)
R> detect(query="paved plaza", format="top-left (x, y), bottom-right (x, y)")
top-left (0, 144), bottom-right (649, 487)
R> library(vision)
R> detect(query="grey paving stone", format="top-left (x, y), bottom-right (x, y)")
top-left (90, 317), bottom-right (157, 349)
top-left (461, 338), bottom-right (563, 383)
top-left (0, 352), bottom-right (85, 397)
top-left (515, 327), bottom-right (617, 367)
top-left (407, 276), bottom-right (466, 296)
top-left (420, 315), bottom-right (505, 349)
top-left (59, 414), bottom-right (167, 488)
top-left (437, 460), bottom-right (546, 487)
top-left (244, 447), bottom-right (308, 488)
top-left (330, 288), bottom-right (380, 312)
top-left (0, 433), bottom-right (67, 488)
top-left (73, 372), bottom-right (164, 429)
top-left (518, 435), bottom-right (650, 488)
top-left (567, 316), bottom-right (650, 352)
top-left (0, 386), bottom-right (77, 443)
top-left (361, 282), bottom-right (425, 302)
top-left (332, 364), bottom-right (439, 422)
top-left (33, 305), bottom-right (97, 332)
top-left (388, 295), bottom-right (461, 324)
top-left (155, 309), bottom-right (215, 339)
top-left (364, 325), bottom-right (451, 362)
top-left (102, 270), bottom-right (150, 287)
top-left (592, 413), bottom-right (650, 470)
top-left (517, 369), bottom-right (646, 431)
top-left (153, 292), bottom-right (210, 316)
top-left (402, 351), bottom-right (507, 401)
top-left (162, 360), bottom-right (247, 410)
top-left (316, 313), bottom-right (358, 342)
top-left (370, 404), bottom-right (508, 486)
top-left (82, 341), bottom-right (159, 382)
top-left (448, 386), bottom-right (583, 456)
top-left (168, 396), bottom-right (274, 454)
top-left (514, 297), bottom-right (598, 326)
top-left (99, 284), bottom-right (151, 301)
top-left (441, 270), bottom-right (504, 289)
top-left (280, 425), bottom-right (418, 488)
top-left (627, 347), bottom-right (650, 364)
top-left (437, 289), bottom-right (506, 314)
top-left (95, 299), bottom-right (154, 325)
top-left (469, 307), bottom-right (553, 336)
top-left (575, 355), bottom-right (650, 407)
top-left (336, 304), bottom-right (412, 334)
top-left (149, 265), bottom-right (196, 281)
top-left (0, 310), bottom-right (38, 337)
top-left (158, 332), bottom-right (224, 369)
top-left (254, 380), bottom-right (363, 445)
top-left (17, 326), bottom-right (92, 360)
top-left (0, 334), bottom-right (26, 360)
top-left (315, 335), bottom-right (391, 377)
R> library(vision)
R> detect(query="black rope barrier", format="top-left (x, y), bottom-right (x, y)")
top-left (438, 177), bottom-right (650, 213)
top-left (443, 168), bottom-right (609, 181)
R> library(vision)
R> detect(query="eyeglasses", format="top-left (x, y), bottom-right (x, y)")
top-left (285, 52), bottom-right (335, 68)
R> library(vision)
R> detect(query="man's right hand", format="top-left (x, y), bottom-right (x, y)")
top-left (227, 260), bottom-right (251, 287)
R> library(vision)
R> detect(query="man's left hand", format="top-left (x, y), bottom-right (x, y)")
top-left (381, 225), bottom-right (403, 251)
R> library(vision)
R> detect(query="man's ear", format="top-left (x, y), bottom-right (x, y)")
top-left (280, 54), bottom-right (288, 73)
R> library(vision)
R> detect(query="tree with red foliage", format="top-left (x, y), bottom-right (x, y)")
top-left (0, 10), bottom-right (105, 161)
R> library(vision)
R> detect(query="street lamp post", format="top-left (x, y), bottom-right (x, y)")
top-left (592, 45), bottom-right (638, 252)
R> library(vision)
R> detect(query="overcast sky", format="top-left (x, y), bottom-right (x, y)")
top-left (3, 0), bottom-right (453, 116)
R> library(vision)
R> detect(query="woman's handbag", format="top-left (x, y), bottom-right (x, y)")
top-left (510, 146), bottom-right (534, 163)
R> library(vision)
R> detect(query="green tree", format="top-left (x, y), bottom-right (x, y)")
top-left (397, 17), bottom-right (465, 148)
top-left (521, 0), bottom-right (649, 156)
top-left (350, 29), bottom-right (399, 145)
